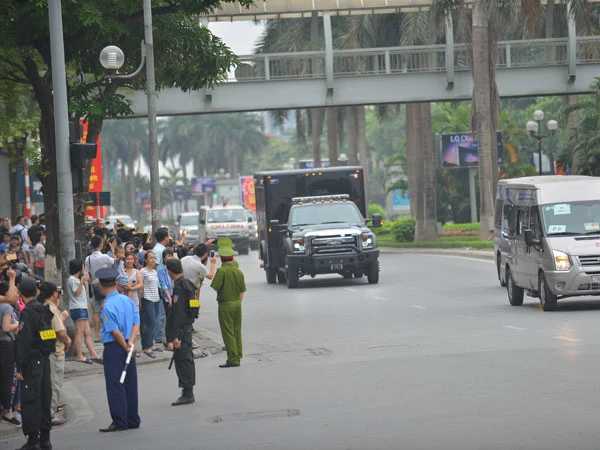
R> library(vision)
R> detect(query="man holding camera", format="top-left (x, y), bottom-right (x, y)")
top-left (165, 259), bottom-right (199, 406)
top-left (181, 243), bottom-right (217, 298)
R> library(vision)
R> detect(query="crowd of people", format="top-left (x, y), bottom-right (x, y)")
top-left (0, 215), bottom-right (247, 449)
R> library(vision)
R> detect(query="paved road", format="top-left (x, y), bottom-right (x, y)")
top-left (4, 250), bottom-right (600, 450)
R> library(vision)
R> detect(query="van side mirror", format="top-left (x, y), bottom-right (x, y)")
top-left (248, 216), bottom-right (253, 223)
top-left (371, 213), bottom-right (382, 228)
top-left (524, 229), bottom-right (539, 247)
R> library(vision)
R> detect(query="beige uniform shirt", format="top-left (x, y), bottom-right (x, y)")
top-left (48, 301), bottom-right (66, 355)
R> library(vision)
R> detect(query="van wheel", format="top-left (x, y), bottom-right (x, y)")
top-left (538, 273), bottom-right (558, 311)
top-left (266, 268), bottom-right (277, 284)
top-left (497, 254), bottom-right (506, 287)
top-left (287, 264), bottom-right (299, 289)
top-left (367, 261), bottom-right (379, 284)
top-left (506, 268), bottom-right (524, 306)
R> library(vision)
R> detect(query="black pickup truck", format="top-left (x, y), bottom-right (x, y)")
top-left (254, 167), bottom-right (381, 289)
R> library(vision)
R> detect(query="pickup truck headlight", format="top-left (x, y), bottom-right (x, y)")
top-left (361, 233), bottom-right (375, 249)
top-left (553, 250), bottom-right (571, 271)
top-left (293, 238), bottom-right (306, 254)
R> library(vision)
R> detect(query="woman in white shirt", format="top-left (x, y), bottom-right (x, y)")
top-left (67, 260), bottom-right (102, 364)
top-left (140, 251), bottom-right (162, 358)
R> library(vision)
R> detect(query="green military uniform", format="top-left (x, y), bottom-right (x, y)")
top-left (211, 244), bottom-right (246, 367)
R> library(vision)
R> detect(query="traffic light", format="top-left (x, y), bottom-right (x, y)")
top-left (69, 119), bottom-right (98, 191)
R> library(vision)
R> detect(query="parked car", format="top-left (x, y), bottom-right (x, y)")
top-left (245, 209), bottom-right (258, 250)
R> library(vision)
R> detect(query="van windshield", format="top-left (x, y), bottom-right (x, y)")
top-left (207, 209), bottom-right (246, 223)
top-left (180, 214), bottom-right (198, 226)
top-left (541, 201), bottom-right (600, 235)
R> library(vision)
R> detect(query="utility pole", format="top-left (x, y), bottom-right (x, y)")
top-left (143, 0), bottom-right (161, 235)
top-left (48, 0), bottom-right (75, 288)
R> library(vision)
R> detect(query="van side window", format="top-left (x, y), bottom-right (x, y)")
top-left (505, 205), bottom-right (517, 237)
top-left (516, 208), bottom-right (527, 236)
top-left (528, 206), bottom-right (541, 238)
top-left (494, 200), bottom-right (503, 229)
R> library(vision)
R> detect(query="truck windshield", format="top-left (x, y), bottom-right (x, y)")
top-left (180, 214), bottom-right (198, 226)
top-left (207, 209), bottom-right (246, 223)
top-left (290, 203), bottom-right (363, 228)
top-left (541, 200), bottom-right (600, 236)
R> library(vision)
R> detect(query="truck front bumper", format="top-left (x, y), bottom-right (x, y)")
top-left (288, 249), bottom-right (379, 275)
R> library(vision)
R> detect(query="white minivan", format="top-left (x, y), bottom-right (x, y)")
top-left (494, 175), bottom-right (600, 311)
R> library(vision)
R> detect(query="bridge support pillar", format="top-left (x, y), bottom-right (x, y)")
top-left (323, 11), bottom-right (334, 97)
top-left (445, 13), bottom-right (454, 89)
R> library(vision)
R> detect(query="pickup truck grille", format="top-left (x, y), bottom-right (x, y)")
top-left (309, 235), bottom-right (358, 255)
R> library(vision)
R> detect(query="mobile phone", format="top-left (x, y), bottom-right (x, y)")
top-left (6, 253), bottom-right (17, 261)
top-left (209, 250), bottom-right (215, 258)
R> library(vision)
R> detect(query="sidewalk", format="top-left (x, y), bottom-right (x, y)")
top-left (0, 327), bottom-right (222, 442)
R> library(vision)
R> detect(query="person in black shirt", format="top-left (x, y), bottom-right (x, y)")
top-left (165, 259), bottom-right (199, 406)
top-left (15, 276), bottom-right (56, 450)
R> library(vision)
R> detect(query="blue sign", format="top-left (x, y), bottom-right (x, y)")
top-left (392, 189), bottom-right (410, 211)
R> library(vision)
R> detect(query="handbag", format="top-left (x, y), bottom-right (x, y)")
top-left (35, 259), bottom-right (45, 269)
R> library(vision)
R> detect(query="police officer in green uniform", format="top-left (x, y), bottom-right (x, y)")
top-left (211, 242), bottom-right (246, 368)
top-left (15, 276), bottom-right (56, 450)
top-left (165, 259), bottom-right (199, 406)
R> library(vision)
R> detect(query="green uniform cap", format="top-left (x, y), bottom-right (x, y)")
top-left (219, 246), bottom-right (235, 257)
top-left (217, 237), bottom-right (233, 249)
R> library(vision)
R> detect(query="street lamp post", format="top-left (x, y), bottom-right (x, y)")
top-left (526, 110), bottom-right (558, 176)
top-left (99, 0), bottom-right (160, 234)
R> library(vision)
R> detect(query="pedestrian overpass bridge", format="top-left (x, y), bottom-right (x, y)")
top-left (127, 35), bottom-right (600, 116)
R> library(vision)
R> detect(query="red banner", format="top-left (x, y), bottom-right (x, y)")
top-left (240, 176), bottom-right (256, 213)
top-left (82, 121), bottom-right (106, 219)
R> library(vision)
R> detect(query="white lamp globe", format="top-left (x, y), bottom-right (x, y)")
top-left (526, 121), bottom-right (539, 133)
top-left (547, 120), bottom-right (558, 132)
top-left (533, 110), bottom-right (545, 121)
top-left (99, 46), bottom-right (125, 70)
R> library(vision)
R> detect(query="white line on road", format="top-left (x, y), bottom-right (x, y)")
top-left (554, 335), bottom-right (581, 342)
top-left (344, 288), bottom-right (358, 292)
top-left (409, 305), bottom-right (428, 310)
top-left (375, 296), bottom-right (389, 301)
top-left (501, 325), bottom-right (528, 331)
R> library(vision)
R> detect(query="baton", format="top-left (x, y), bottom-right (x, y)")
top-left (119, 346), bottom-right (134, 384)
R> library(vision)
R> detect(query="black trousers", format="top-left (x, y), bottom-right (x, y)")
top-left (0, 341), bottom-right (15, 411)
top-left (21, 355), bottom-right (52, 437)
top-left (174, 327), bottom-right (195, 390)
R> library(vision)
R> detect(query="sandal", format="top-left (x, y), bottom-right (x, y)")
top-left (91, 358), bottom-right (104, 365)
top-left (57, 402), bottom-right (66, 411)
top-left (77, 358), bottom-right (93, 365)
top-left (2, 415), bottom-right (21, 425)
top-left (144, 350), bottom-right (156, 359)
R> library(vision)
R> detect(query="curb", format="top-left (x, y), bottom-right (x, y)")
top-left (379, 246), bottom-right (494, 261)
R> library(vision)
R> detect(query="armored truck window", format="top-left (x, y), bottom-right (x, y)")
top-left (290, 203), bottom-right (363, 228)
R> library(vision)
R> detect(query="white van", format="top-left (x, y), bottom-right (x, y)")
top-left (198, 205), bottom-right (250, 255)
top-left (494, 175), bottom-right (600, 311)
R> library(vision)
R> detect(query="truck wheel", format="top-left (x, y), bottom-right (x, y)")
top-left (287, 264), bottom-right (299, 289)
top-left (497, 253), bottom-right (506, 287)
top-left (266, 268), bottom-right (277, 284)
top-left (506, 268), bottom-right (524, 306)
top-left (367, 261), bottom-right (379, 284)
top-left (538, 273), bottom-right (558, 311)
top-left (277, 270), bottom-right (287, 284)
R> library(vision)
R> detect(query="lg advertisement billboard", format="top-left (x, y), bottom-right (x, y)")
top-left (440, 132), bottom-right (504, 168)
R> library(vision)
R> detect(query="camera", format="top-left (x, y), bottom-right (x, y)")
top-left (210, 250), bottom-right (215, 258)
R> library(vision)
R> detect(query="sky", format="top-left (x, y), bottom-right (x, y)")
top-left (208, 21), bottom-right (266, 55)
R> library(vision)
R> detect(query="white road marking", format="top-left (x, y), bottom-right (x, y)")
top-left (501, 325), bottom-right (528, 331)
top-left (409, 305), bottom-right (428, 310)
top-left (554, 335), bottom-right (581, 342)
top-left (344, 288), bottom-right (358, 292)
top-left (375, 296), bottom-right (389, 301)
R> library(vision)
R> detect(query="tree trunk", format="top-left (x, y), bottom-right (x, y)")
top-left (415, 103), bottom-right (439, 242)
top-left (405, 104), bottom-right (420, 219)
top-left (355, 105), bottom-right (369, 204)
top-left (120, 162), bottom-right (127, 212)
top-left (347, 106), bottom-right (359, 165)
top-left (327, 108), bottom-right (338, 167)
top-left (472, 0), bottom-right (497, 240)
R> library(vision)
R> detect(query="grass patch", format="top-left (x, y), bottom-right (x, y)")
top-left (442, 223), bottom-right (480, 232)
top-left (377, 233), bottom-right (493, 249)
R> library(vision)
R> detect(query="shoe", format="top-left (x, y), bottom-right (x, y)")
top-left (192, 340), bottom-right (199, 349)
top-left (90, 358), bottom-right (103, 365)
top-left (51, 417), bottom-right (66, 426)
top-left (171, 391), bottom-right (195, 407)
top-left (219, 362), bottom-right (240, 368)
top-left (15, 440), bottom-right (40, 450)
top-left (99, 423), bottom-right (127, 433)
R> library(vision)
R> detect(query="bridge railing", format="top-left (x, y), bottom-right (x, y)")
top-left (233, 36), bottom-right (600, 82)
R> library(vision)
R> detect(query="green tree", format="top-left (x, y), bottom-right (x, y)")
top-left (0, 0), bottom-right (253, 266)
